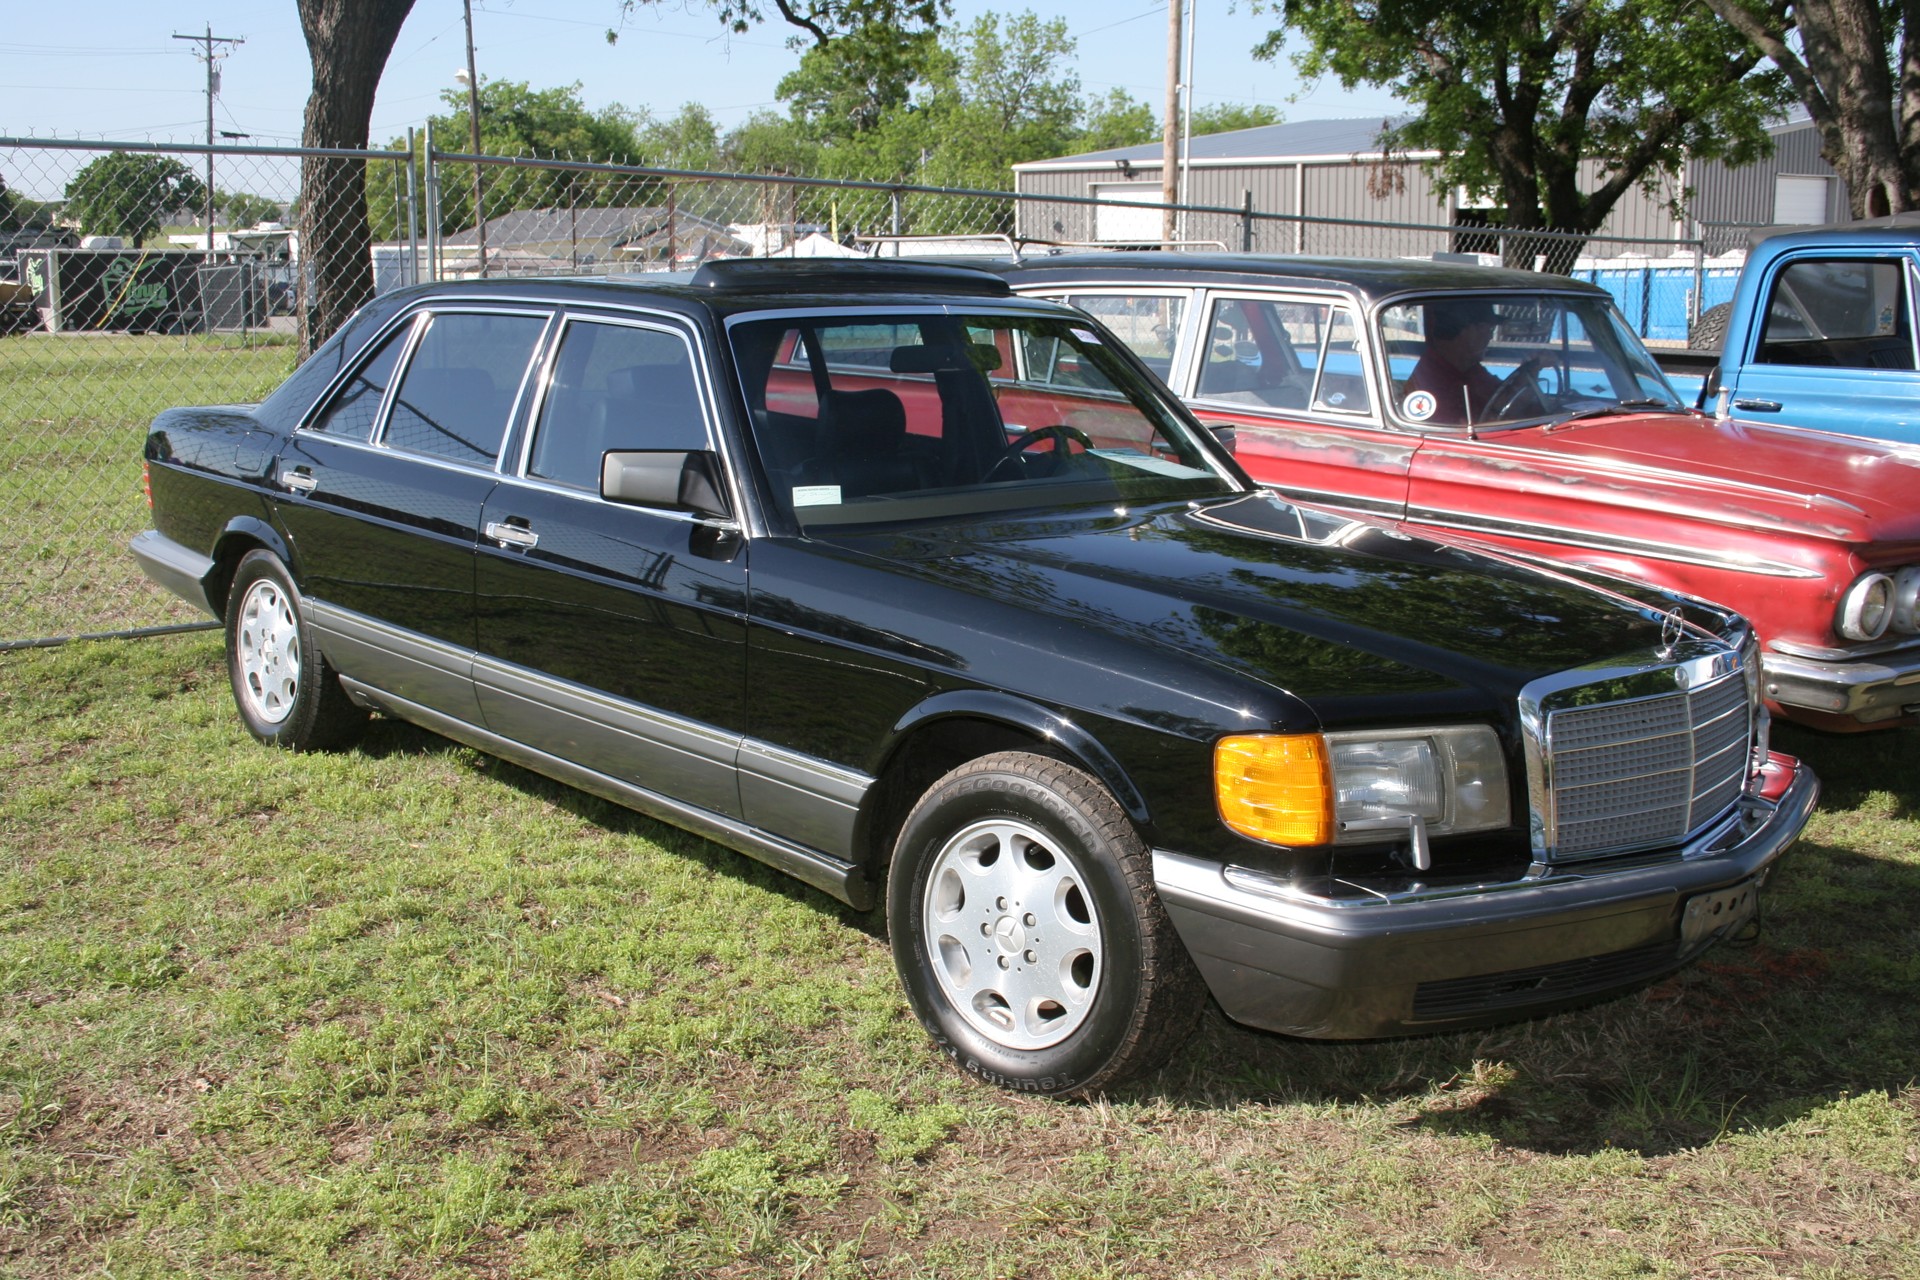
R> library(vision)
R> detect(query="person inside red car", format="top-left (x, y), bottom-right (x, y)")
top-left (1404, 298), bottom-right (1542, 425)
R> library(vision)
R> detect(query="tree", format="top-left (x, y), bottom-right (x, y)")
top-left (1082, 89), bottom-right (1159, 152)
top-left (296, 0), bottom-right (416, 351)
top-left (720, 111), bottom-right (823, 175)
top-left (1253, 0), bottom-right (1797, 267)
top-left (636, 102), bottom-right (722, 169)
top-left (62, 153), bottom-right (207, 244)
top-left (0, 172), bottom-right (20, 231)
top-left (1699, 0), bottom-right (1918, 217)
top-left (376, 80), bottom-right (647, 242)
top-left (218, 191), bottom-right (286, 228)
top-left (1190, 103), bottom-right (1283, 137)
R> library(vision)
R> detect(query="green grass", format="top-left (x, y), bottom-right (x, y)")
top-left (0, 330), bottom-right (298, 643)
top-left (1, 633), bottom-right (1916, 1278)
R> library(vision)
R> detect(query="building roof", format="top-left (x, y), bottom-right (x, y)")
top-left (1013, 117), bottom-right (1415, 173)
top-left (444, 205), bottom-right (666, 248)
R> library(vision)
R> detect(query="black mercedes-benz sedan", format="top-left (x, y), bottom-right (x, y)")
top-left (133, 260), bottom-right (1816, 1096)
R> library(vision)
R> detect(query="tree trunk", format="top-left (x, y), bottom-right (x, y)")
top-left (1702, 0), bottom-right (1918, 218)
top-left (296, 0), bottom-right (417, 354)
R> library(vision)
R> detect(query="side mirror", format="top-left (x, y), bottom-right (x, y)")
top-left (601, 449), bottom-right (730, 520)
top-left (1696, 364), bottom-right (1721, 413)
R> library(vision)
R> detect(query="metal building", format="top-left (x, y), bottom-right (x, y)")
top-left (1012, 116), bottom-right (1846, 257)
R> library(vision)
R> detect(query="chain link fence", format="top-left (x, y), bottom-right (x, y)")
top-left (2, 135), bottom-right (1732, 646)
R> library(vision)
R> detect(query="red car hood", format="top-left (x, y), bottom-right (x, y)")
top-left (1491, 410), bottom-right (1920, 546)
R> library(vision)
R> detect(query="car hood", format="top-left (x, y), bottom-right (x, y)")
top-left (822, 493), bottom-right (1696, 726)
top-left (1490, 410), bottom-right (1920, 545)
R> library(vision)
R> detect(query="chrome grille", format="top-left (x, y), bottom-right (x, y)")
top-left (1544, 670), bottom-right (1751, 861)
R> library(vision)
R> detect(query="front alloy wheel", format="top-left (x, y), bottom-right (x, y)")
top-left (889, 751), bottom-right (1203, 1096)
top-left (922, 816), bottom-right (1103, 1051)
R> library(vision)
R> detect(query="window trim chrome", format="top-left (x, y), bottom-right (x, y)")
top-left (512, 310), bottom-right (723, 493)
top-left (369, 304), bottom-right (557, 468)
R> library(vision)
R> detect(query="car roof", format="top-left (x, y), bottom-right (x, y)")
top-left (1748, 219), bottom-right (1920, 253)
top-left (965, 251), bottom-right (1610, 307)
top-left (370, 259), bottom-right (1032, 325)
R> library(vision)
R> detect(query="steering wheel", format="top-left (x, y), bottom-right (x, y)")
top-left (987, 423), bottom-right (1093, 480)
top-left (1480, 361), bottom-right (1549, 420)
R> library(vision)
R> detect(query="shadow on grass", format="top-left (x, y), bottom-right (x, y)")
top-left (1775, 720), bottom-right (1920, 815)
top-left (349, 715), bottom-right (886, 938)
top-left (1144, 722), bottom-right (1920, 1156)
top-left (347, 714), bottom-right (1918, 1158)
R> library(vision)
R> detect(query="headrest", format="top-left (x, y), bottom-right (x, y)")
top-left (821, 388), bottom-right (906, 451)
top-left (889, 342), bottom-right (1002, 374)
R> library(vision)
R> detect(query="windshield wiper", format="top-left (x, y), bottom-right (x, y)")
top-left (1550, 398), bottom-right (1684, 426)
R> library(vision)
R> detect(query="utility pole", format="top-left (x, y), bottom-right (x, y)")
top-left (460, 0), bottom-right (488, 278)
top-left (174, 25), bottom-right (244, 253)
top-left (1160, 0), bottom-right (1183, 244)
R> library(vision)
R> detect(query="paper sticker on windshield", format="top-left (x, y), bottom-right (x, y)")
top-left (1071, 328), bottom-right (1102, 345)
top-left (792, 485), bottom-right (842, 507)
top-left (1401, 390), bottom-right (1438, 422)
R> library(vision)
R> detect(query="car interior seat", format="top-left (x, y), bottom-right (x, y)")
top-left (797, 388), bottom-right (931, 498)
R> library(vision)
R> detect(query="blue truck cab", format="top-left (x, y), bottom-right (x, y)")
top-left (1702, 217), bottom-right (1920, 446)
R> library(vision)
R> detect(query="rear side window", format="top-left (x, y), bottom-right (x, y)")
top-left (1061, 293), bottom-right (1183, 379)
top-left (1196, 297), bottom-right (1313, 409)
top-left (527, 321), bottom-right (708, 491)
top-left (307, 324), bottom-right (409, 440)
top-left (1758, 257), bottom-right (1916, 370)
top-left (383, 311), bottom-right (548, 466)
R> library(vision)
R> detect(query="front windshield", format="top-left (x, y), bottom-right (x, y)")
top-left (729, 310), bottom-right (1240, 529)
top-left (1379, 292), bottom-right (1681, 430)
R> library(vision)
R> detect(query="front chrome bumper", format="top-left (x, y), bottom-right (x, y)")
top-left (1763, 646), bottom-right (1920, 727)
top-left (1152, 754), bottom-right (1819, 1040)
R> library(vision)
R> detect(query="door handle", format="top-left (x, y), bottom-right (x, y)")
top-left (282, 465), bottom-right (317, 493)
top-left (1732, 398), bottom-right (1782, 413)
top-left (485, 520), bottom-right (539, 550)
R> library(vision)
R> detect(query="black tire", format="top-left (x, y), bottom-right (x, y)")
top-left (224, 549), bottom-right (366, 751)
top-left (887, 751), bottom-right (1204, 1097)
top-left (1689, 301), bottom-right (1732, 352)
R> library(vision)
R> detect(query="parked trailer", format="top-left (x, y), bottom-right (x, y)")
top-left (14, 247), bottom-right (264, 335)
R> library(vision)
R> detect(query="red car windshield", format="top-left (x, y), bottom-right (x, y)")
top-left (1380, 293), bottom-right (1683, 430)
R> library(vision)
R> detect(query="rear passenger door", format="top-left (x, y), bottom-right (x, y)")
top-left (473, 313), bottom-right (751, 820)
top-left (275, 305), bottom-right (551, 719)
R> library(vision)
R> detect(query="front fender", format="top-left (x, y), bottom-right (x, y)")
top-left (884, 688), bottom-right (1151, 826)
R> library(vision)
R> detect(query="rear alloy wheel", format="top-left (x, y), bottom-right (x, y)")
top-left (888, 751), bottom-right (1202, 1096)
top-left (224, 549), bottom-right (366, 751)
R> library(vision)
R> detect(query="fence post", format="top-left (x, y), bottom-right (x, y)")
top-left (890, 188), bottom-right (902, 236)
top-left (1690, 238), bottom-right (1704, 329)
top-left (405, 128), bottom-right (420, 288)
top-left (1241, 190), bottom-right (1254, 253)
top-left (424, 120), bottom-right (441, 282)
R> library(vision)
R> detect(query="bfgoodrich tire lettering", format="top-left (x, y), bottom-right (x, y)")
top-left (224, 549), bottom-right (366, 751)
top-left (888, 751), bottom-right (1203, 1096)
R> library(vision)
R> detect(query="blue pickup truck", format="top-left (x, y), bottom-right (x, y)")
top-left (1692, 214), bottom-right (1920, 446)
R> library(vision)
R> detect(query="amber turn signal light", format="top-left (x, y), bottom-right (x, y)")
top-left (1215, 733), bottom-right (1333, 845)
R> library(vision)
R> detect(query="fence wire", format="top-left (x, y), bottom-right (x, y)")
top-left (1, 136), bottom-right (1755, 645)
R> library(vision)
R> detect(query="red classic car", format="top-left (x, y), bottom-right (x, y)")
top-left (992, 253), bottom-right (1920, 731)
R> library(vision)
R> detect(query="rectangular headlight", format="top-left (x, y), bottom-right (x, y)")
top-left (1216, 727), bottom-right (1509, 847)
top-left (1325, 726), bottom-right (1509, 843)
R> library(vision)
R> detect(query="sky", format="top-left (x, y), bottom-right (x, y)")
top-left (1, 0), bottom-right (1405, 200)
